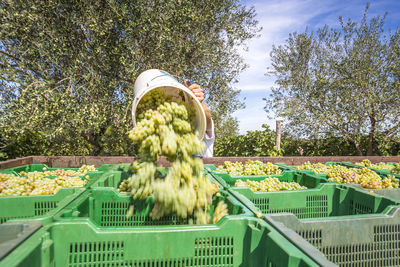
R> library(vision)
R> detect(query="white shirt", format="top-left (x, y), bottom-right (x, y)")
top-left (202, 119), bottom-right (214, 158)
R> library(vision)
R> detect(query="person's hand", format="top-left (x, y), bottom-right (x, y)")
top-left (186, 82), bottom-right (204, 102)
top-left (185, 81), bottom-right (213, 137)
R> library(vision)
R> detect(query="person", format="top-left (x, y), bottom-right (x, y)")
top-left (298, 146), bottom-right (303, 156)
top-left (185, 82), bottom-right (214, 157)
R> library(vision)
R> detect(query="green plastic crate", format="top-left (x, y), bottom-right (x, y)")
top-left (209, 170), bottom-right (329, 190)
top-left (0, 188), bottom-right (85, 225)
top-left (95, 163), bottom-right (133, 173)
top-left (0, 221), bottom-right (42, 261)
top-left (0, 217), bottom-right (330, 267)
top-left (55, 186), bottom-right (252, 227)
top-left (230, 183), bottom-right (400, 219)
top-left (265, 205), bottom-right (400, 266)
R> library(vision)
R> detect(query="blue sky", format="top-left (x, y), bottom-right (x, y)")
top-left (234, 0), bottom-right (400, 134)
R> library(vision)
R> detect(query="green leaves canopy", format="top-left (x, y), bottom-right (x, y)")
top-left (0, 0), bottom-right (260, 157)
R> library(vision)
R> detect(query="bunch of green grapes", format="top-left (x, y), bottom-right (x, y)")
top-left (391, 163), bottom-right (400, 175)
top-left (216, 160), bottom-right (281, 176)
top-left (212, 201), bottom-right (229, 224)
top-left (327, 167), bottom-right (398, 189)
top-left (121, 89), bottom-right (227, 224)
top-left (234, 178), bottom-right (306, 192)
top-left (355, 159), bottom-right (395, 171)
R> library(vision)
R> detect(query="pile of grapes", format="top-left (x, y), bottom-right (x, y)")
top-left (235, 178), bottom-right (307, 192)
top-left (355, 159), bottom-right (400, 176)
top-left (296, 161), bottom-right (347, 174)
top-left (296, 161), bottom-right (399, 189)
top-left (328, 168), bottom-right (398, 189)
top-left (216, 160), bottom-right (282, 176)
top-left (0, 165), bottom-right (94, 197)
top-left (119, 89), bottom-right (227, 224)
top-left (355, 159), bottom-right (395, 171)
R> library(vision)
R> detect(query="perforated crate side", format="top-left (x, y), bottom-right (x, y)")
top-left (0, 188), bottom-right (85, 225)
top-left (267, 206), bottom-right (400, 267)
top-left (1, 218), bottom-right (322, 267)
top-left (230, 183), bottom-right (400, 220)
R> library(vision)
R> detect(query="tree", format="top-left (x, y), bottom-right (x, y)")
top-left (265, 4), bottom-right (400, 156)
top-left (214, 116), bottom-right (240, 138)
top-left (0, 0), bottom-right (260, 156)
top-left (214, 124), bottom-right (283, 156)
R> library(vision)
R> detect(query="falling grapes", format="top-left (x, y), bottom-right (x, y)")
top-left (216, 160), bottom-right (282, 176)
top-left (234, 178), bottom-right (307, 192)
top-left (120, 89), bottom-right (227, 224)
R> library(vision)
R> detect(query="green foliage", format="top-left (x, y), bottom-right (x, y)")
top-left (0, 129), bottom-right (50, 160)
top-left (214, 127), bottom-right (399, 157)
top-left (281, 134), bottom-right (363, 156)
top-left (0, 0), bottom-right (260, 157)
top-left (266, 4), bottom-right (400, 156)
top-left (214, 116), bottom-right (240, 138)
top-left (214, 125), bottom-right (283, 156)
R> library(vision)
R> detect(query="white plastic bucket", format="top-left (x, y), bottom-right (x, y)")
top-left (132, 69), bottom-right (206, 140)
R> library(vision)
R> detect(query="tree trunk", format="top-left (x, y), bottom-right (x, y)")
top-left (345, 135), bottom-right (363, 156)
top-left (275, 120), bottom-right (282, 151)
top-left (81, 132), bottom-right (103, 156)
top-left (367, 115), bottom-right (376, 156)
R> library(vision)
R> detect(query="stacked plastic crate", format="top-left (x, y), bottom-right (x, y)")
top-left (207, 161), bottom-right (400, 266)
top-left (0, 163), bottom-right (326, 267)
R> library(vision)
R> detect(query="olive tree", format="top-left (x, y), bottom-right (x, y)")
top-left (266, 5), bottom-right (400, 155)
top-left (0, 0), bottom-right (259, 156)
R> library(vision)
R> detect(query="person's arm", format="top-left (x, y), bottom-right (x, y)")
top-left (187, 83), bottom-right (213, 137)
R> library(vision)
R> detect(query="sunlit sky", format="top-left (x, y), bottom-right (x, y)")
top-left (233, 0), bottom-right (400, 134)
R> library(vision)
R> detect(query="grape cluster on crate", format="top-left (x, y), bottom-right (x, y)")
top-left (234, 178), bottom-right (307, 192)
top-left (119, 89), bottom-right (227, 224)
top-left (216, 160), bottom-right (282, 176)
top-left (0, 165), bottom-right (94, 197)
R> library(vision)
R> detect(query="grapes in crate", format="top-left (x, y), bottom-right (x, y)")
top-left (234, 178), bottom-right (307, 192)
top-left (0, 165), bottom-right (94, 197)
top-left (216, 160), bottom-right (282, 176)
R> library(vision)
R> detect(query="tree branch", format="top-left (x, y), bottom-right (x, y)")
top-left (0, 49), bottom-right (20, 62)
